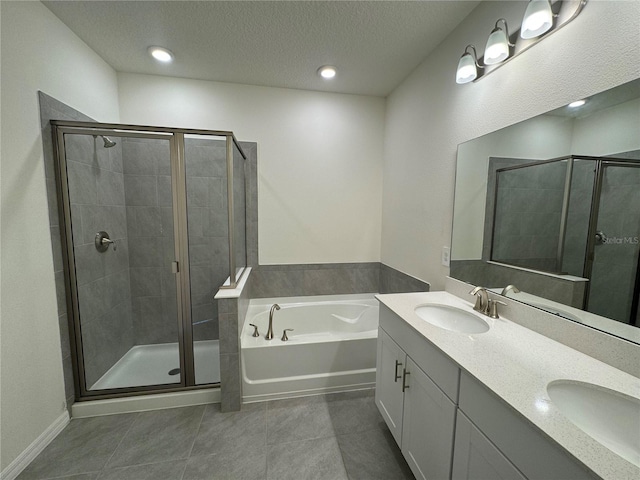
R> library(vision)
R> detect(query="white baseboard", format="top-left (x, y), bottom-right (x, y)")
top-left (1, 411), bottom-right (70, 480)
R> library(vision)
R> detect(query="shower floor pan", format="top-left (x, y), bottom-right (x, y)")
top-left (90, 340), bottom-right (220, 391)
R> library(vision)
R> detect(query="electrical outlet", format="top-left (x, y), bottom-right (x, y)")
top-left (441, 246), bottom-right (450, 267)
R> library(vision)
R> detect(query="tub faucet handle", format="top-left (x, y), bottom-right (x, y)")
top-left (249, 323), bottom-right (260, 337)
top-left (281, 329), bottom-right (294, 341)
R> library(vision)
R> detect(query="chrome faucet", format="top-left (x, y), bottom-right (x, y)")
top-left (469, 286), bottom-right (490, 315)
top-left (266, 304), bottom-right (280, 340)
top-left (501, 284), bottom-right (521, 296)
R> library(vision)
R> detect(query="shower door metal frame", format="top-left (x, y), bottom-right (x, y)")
top-left (52, 121), bottom-right (248, 401)
top-left (583, 158), bottom-right (640, 322)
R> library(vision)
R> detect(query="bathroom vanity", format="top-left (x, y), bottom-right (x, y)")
top-left (375, 291), bottom-right (640, 480)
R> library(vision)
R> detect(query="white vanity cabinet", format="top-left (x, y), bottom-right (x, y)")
top-left (376, 305), bottom-right (459, 480)
top-left (452, 411), bottom-right (527, 480)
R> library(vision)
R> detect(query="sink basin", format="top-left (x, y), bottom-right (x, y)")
top-left (414, 304), bottom-right (489, 334)
top-left (547, 380), bottom-right (640, 467)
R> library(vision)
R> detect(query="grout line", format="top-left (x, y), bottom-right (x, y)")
top-left (100, 411), bottom-right (140, 472)
top-left (184, 404), bottom-right (208, 459)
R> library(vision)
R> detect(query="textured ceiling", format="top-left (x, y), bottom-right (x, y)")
top-left (43, 0), bottom-right (479, 97)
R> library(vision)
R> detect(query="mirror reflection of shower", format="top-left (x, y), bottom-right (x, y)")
top-left (93, 134), bottom-right (117, 148)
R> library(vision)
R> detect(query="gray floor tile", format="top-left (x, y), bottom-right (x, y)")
top-left (337, 424), bottom-right (414, 480)
top-left (190, 402), bottom-right (266, 458)
top-left (96, 460), bottom-right (186, 480)
top-left (46, 475), bottom-right (99, 480)
top-left (324, 389), bottom-right (386, 436)
top-left (183, 449), bottom-right (266, 480)
top-left (266, 395), bottom-right (335, 445)
top-left (18, 414), bottom-right (136, 479)
top-left (267, 436), bottom-right (347, 480)
top-left (106, 406), bottom-right (205, 468)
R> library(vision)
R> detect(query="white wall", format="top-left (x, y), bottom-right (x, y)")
top-left (381, 0), bottom-right (640, 290)
top-left (572, 97), bottom-right (640, 155)
top-left (0, 1), bottom-right (120, 470)
top-left (117, 73), bottom-right (385, 265)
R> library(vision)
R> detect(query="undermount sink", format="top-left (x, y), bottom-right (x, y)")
top-left (547, 380), bottom-right (640, 467)
top-left (414, 304), bottom-right (489, 334)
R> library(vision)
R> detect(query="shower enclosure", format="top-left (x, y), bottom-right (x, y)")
top-left (52, 121), bottom-right (248, 399)
top-left (491, 155), bottom-right (640, 325)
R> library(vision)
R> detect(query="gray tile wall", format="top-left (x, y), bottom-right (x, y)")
top-left (562, 159), bottom-right (596, 276)
top-left (39, 92), bottom-right (93, 409)
top-left (65, 135), bottom-right (135, 388)
top-left (492, 160), bottom-right (566, 271)
top-left (184, 137), bottom-right (230, 344)
top-left (450, 259), bottom-right (586, 308)
top-left (122, 138), bottom-right (180, 345)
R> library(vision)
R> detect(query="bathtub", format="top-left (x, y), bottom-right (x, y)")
top-left (241, 293), bottom-right (379, 401)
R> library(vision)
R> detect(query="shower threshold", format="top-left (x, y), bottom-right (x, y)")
top-left (89, 340), bottom-right (220, 391)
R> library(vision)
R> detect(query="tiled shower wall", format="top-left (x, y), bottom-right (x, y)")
top-left (122, 137), bottom-right (179, 345)
top-left (184, 138), bottom-right (230, 342)
top-left (65, 135), bottom-right (134, 388)
top-left (492, 160), bottom-right (566, 272)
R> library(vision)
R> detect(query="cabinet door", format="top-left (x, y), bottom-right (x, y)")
top-left (453, 410), bottom-right (527, 480)
top-left (401, 357), bottom-right (457, 480)
top-left (375, 328), bottom-right (406, 445)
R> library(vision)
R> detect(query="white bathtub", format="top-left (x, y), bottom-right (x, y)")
top-left (241, 293), bottom-right (379, 401)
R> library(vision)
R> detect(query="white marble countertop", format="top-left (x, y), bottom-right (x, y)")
top-left (376, 291), bottom-right (640, 480)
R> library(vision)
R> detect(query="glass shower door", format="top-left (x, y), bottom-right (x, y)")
top-left (587, 163), bottom-right (640, 324)
top-left (183, 134), bottom-right (227, 385)
top-left (60, 131), bottom-right (184, 393)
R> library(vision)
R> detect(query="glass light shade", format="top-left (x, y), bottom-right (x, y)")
top-left (484, 28), bottom-right (510, 65)
top-left (521, 0), bottom-right (553, 39)
top-left (456, 53), bottom-right (477, 84)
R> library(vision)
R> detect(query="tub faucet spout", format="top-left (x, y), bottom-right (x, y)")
top-left (266, 304), bottom-right (280, 340)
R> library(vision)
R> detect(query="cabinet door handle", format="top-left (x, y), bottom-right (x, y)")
top-left (402, 369), bottom-right (410, 392)
top-left (394, 360), bottom-right (403, 382)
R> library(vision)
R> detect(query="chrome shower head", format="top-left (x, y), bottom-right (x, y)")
top-left (101, 136), bottom-right (117, 148)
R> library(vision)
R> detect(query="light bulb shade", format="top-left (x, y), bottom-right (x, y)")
top-left (484, 28), bottom-right (510, 65)
top-left (456, 53), bottom-right (477, 84)
top-left (521, 0), bottom-right (553, 39)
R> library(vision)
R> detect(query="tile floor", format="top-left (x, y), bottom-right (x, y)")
top-left (18, 389), bottom-right (415, 480)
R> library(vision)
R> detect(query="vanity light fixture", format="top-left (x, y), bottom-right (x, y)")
top-left (484, 18), bottom-right (515, 65)
top-left (148, 46), bottom-right (174, 63)
top-left (521, 0), bottom-right (554, 39)
top-left (455, 0), bottom-right (588, 84)
top-left (317, 65), bottom-right (337, 79)
top-left (568, 99), bottom-right (587, 108)
top-left (456, 45), bottom-right (482, 84)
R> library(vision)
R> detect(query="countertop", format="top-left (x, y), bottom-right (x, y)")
top-left (376, 291), bottom-right (640, 480)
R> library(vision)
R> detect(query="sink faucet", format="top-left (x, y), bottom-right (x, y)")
top-left (501, 284), bottom-right (521, 296)
top-left (469, 286), bottom-right (490, 315)
top-left (266, 304), bottom-right (280, 340)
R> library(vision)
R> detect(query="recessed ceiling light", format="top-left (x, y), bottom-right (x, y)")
top-left (317, 66), bottom-right (337, 79)
top-left (568, 99), bottom-right (587, 108)
top-left (148, 46), bottom-right (174, 63)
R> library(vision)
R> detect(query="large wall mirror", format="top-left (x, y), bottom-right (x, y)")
top-left (452, 78), bottom-right (640, 344)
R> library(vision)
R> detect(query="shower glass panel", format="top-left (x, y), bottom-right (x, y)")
top-left (232, 141), bottom-right (247, 280)
top-left (561, 159), bottom-right (596, 276)
top-left (61, 132), bottom-right (182, 391)
top-left (184, 134), bottom-right (226, 385)
top-left (492, 160), bottom-right (567, 272)
top-left (587, 163), bottom-right (640, 324)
